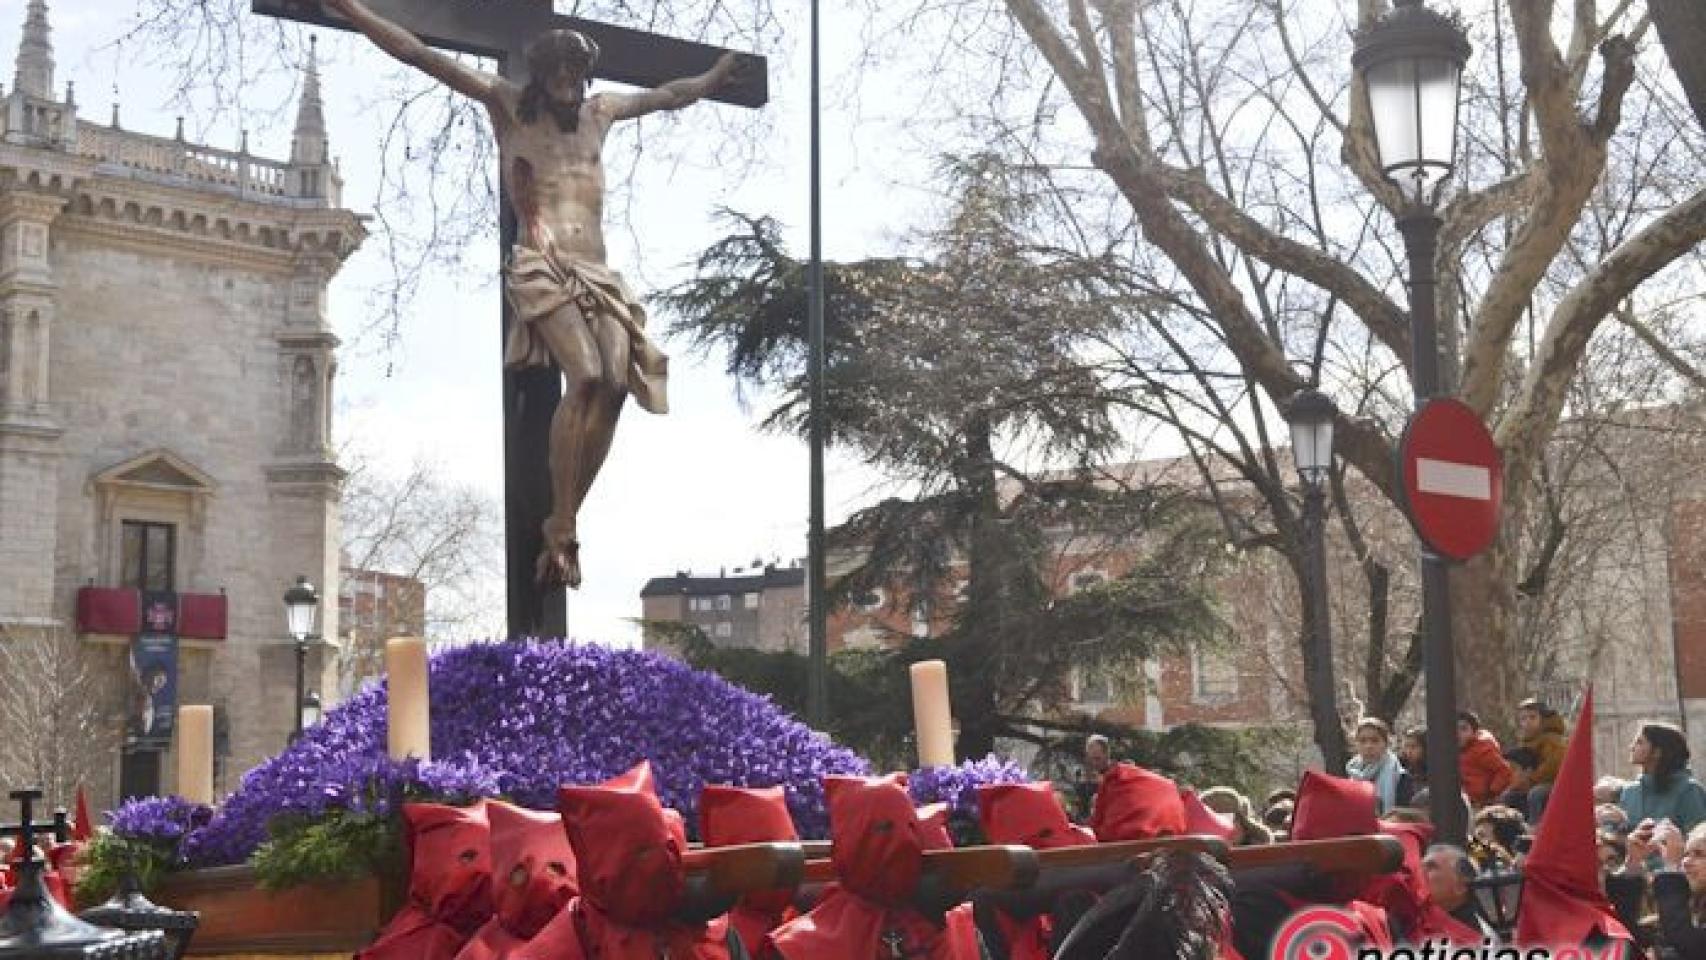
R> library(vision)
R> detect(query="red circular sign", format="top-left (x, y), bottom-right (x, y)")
top-left (1398, 398), bottom-right (1503, 561)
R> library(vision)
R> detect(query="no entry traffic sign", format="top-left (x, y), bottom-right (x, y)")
top-left (1398, 398), bottom-right (1503, 561)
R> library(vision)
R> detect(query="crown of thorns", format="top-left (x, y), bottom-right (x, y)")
top-left (527, 29), bottom-right (601, 76)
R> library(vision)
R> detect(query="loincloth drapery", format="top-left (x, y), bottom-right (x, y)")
top-left (503, 244), bottom-right (669, 415)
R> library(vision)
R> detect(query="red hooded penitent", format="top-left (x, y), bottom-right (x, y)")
top-left (358, 800), bottom-right (494, 960)
top-left (1090, 763), bottom-right (1187, 842)
top-left (765, 775), bottom-right (980, 960)
top-left (699, 784), bottom-right (799, 954)
top-left (1289, 770), bottom-right (1378, 842)
top-left (519, 761), bottom-right (730, 960)
top-left (1516, 688), bottom-right (1631, 948)
top-left (977, 781), bottom-right (1095, 960)
top-left (453, 802), bottom-right (578, 960)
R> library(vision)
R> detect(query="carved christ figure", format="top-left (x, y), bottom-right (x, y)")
top-left (322, 0), bottom-right (740, 588)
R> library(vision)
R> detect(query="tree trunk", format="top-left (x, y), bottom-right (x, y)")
top-left (1651, 0), bottom-right (1706, 132)
top-left (953, 412), bottom-right (1005, 761)
top-left (1448, 538), bottom-right (1524, 745)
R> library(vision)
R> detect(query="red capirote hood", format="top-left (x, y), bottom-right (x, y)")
top-left (1090, 763), bottom-right (1187, 842)
top-left (404, 800), bottom-right (494, 931)
top-left (826, 774), bottom-right (926, 906)
top-left (487, 802), bottom-right (577, 940)
top-left (556, 760), bottom-right (686, 927)
top-left (1290, 770), bottom-right (1378, 841)
top-left (977, 781), bottom-right (1095, 849)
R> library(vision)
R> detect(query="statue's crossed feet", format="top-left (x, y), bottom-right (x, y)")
top-left (536, 539), bottom-right (582, 590)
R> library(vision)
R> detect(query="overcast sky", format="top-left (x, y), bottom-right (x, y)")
top-left (10, 0), bottom-right (948, 646)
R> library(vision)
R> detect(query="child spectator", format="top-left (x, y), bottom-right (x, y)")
top-left (1456, 710), bottom-right (1513, 807)
top-left (1346, 717), bottom-right (1409, 815)
top-left (1398, 727), bottom-right (1429, 807)
top-left (1510, 698), bottom-right (1568, 821)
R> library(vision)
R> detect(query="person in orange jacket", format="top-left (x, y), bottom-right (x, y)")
top-left (1456, 710), bottom-right (1513, 807)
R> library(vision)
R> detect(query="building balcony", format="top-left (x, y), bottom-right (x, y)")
top-left (75, 585), bottom-right (227, 640)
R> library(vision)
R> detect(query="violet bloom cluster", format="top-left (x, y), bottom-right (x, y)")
top-left (120, 640), bottom-right (868, 866)
top-left (907, 754), bottom-right (1031, 842)
top-left (106, 795), bottom-right (213, 849)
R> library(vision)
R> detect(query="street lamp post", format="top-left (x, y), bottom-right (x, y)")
top-left (1353, 0), bottom-right (1472, 844)
top-left (284, 576), bottom-right (320, 745)
top-left (1286, 388), bottom-right (1342, 771)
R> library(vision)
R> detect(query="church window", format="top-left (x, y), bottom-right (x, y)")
top-left (121, 521), bottom-right (176, 592)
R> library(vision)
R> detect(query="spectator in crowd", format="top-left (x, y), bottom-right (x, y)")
top-left (1619, 722), bottom-right (1706, 833)
top-left (1597, 830), bottom-right (1627, 877)
top-left (1652, 822), bottom-right (1706, 958)
top-left (1347, 717), bottom-right (1409, 815)
top-left (1199, 786), bottom-right (1274, 846)
top-left (1509, 698), bottom-right (1568, 821)
top-left (1620, 817), bottom-right (1685, 877)
top-left (1472, 804), bottom-right (1528, 858)
top-left (1085, 735), bottom-right (1113, 779)
top-left (1456, 710), bottom-right (1513, 808)
top-left (1074, 734), bottom-right (1115, 817)
top-left (1596, 775), bottom-right (1629, 804)
top-left (1500, 746), bottom-right (1541, 821)
top-left (1397, 727), bottom-right (1429, 807)
top-left (1597, 803), bottom-right (1631, 834)
top-left (1421, 844), bottom-right (1485, 931)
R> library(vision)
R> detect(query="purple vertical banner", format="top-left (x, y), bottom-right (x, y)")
top-left (128, 591), bottom-right (180, 746)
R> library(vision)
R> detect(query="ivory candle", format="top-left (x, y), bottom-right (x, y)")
top-left (909, 659), bottom-right (955, 768)
top-left (177, 705), bottom-right (214, 805)
top-left (386, 637), bottom-right (432, 761)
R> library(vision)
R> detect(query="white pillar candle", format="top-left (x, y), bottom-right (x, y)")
top-left (910, 659), bottom-right (956, 768)
top-left (177, 705), bottom-right (214, 805)
top-left (386, 637), bottom-right (432, 761)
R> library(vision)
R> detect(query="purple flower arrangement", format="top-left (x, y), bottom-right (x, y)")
top-left (106, 795), bottom-right (213, 848)
top-left (907, 754), bottom-right (1031, 818)
top-left (114, 641), bottom-right (869, 867)
top-left (907, 754), bottom-right (1031, 846)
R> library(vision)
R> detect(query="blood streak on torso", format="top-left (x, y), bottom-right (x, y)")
top-left (495, 86), bottom-right (613, 263)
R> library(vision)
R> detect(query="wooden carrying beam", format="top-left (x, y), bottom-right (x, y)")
top-left (976, 835), bottom-right (1231, 917)
top-left (799, 834), bottom-right (1403, 917)
top-left (675, 842), bottom-right (807, 923)
top-left (1225, 835), bottom-right (1404, 877)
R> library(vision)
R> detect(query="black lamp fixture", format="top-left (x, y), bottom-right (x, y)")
top-left (1284, 388), bottom-right (1337, 491)
top-left (284, 575), bottom-right (320, 744)
top-left (284, 575), bottom-right (319, 642)
top-left (1351, 0), bottom-right (1471, 210)
top-left (0, 789), bottom-right (169, 960)
top-left (1469, 859), bottom-right (1524, 940)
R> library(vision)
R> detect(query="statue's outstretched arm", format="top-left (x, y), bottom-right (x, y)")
top-left (321, 0), bottom-right (499, 106)
top-left (604, 52), bottom-right (741, 121)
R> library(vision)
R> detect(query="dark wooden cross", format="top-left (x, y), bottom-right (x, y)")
top-left (252, 0), bottom-right (767, 638)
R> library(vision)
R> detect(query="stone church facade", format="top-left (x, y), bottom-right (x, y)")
top-left (0, 0), bottom-right (363, 809)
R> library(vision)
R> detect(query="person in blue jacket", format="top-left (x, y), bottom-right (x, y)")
top-left (1620, 722), bottom-right (1706, 833)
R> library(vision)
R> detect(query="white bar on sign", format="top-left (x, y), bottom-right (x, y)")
top-left (1416, 458), bottom-right (1491, 500)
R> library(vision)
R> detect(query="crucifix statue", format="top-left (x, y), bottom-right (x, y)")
top-left (254, 0), bottom-right (766, 636)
